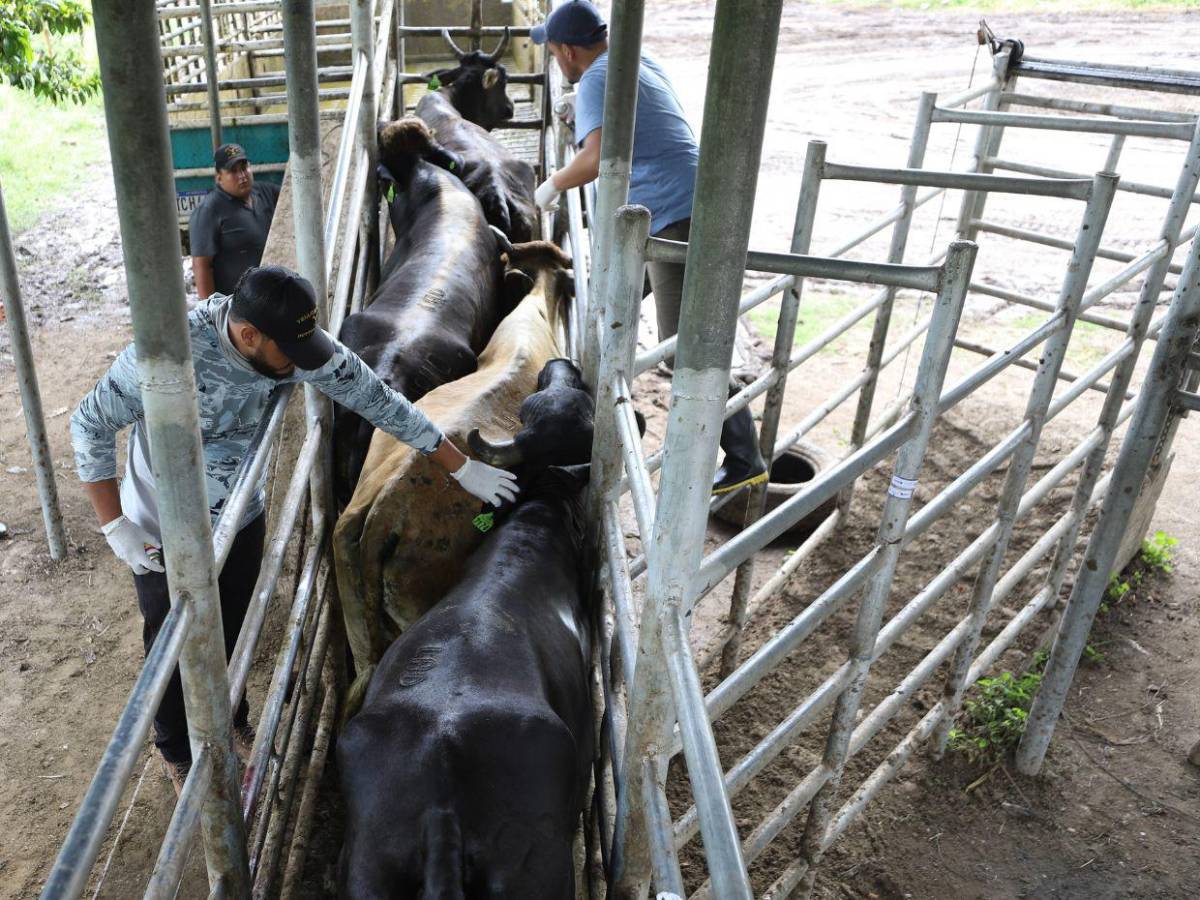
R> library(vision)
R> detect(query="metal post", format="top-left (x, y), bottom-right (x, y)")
top-left (0, 182), bottom-right (68, 560)
top-left (91, 0), bottom-right (249, 892)
top-left (352, 0), bottom-right (380, 293)
top-left (469, 0), bottom-right (483, 51)
top-left (930, 172), bottom-right (1119, 757)
top-left (1020, 232), bottom-right (1200, 772)
top-left (837, 92), bottom-right (937, 522)
top-left (795, 240), bottom-right (976, 897)
top-left (395, 0), bottom-right (406, 116)
top-left (197, 0), bottom-right (224, 148)
top-left (581, 0), bottom-right (644, 390)
top-left (612, 2), bottom-right (784, 896)
top-left (1017, 221), bottom-right (1200, 776)
top-left (586, 205), bottom-right (651, 525)
top-left (1033, 121), bottom-right (1200, 627)
top-left (282, 0), bottom-right (335, 534)
top-left (953, 52), bottom-right (1010, 243)
top-left (718, 140), bottom-right (825, 678)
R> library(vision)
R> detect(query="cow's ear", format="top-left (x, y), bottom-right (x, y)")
top-left (634, 409), bottom-right (647, 438)
top-left (482, 67), bottom-right (501, 90)
top-left (502, 267), bottom-right (534, 314)
top-left (555, 463), bottom-right (591, 487)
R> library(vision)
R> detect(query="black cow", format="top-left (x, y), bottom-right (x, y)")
top-left (416, 28), bottom-right (538, 243)
top-left (334, 118), bottom-right (525, 503)
top-left (337, 359), bottom-right (601, 899)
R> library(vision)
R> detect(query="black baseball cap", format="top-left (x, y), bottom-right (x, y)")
top-left (530, 1), bottom-right (607, 47)
top-left (230, 266), bottom-right (335, 370)
top-left (215, 142), bottom-right (249, 171)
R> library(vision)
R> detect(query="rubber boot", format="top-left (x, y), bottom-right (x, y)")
top-left (712, 404), bottom-right (768, 494)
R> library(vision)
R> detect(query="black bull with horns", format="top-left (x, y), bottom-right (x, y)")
top-left (416, 27), bottom-right (538, 243)
top-left (337, 359), bottom-right (609, 899)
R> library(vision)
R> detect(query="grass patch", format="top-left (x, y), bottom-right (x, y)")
top-left (748, 290), bottom-right (866, 352)
top-left (0, 84), bottom-right (107, 232)
top-left (1, 18), bottom-right (105, 234)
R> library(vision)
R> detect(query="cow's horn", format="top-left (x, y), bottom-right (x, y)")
top-left (487, 26), bottom-right (511, 64)
top-left (489, 224), bottom-right (515, 256)
top-left (468, 428), bottom-right (524, 467)
top-left (441, 28), bottom-right (468, 61)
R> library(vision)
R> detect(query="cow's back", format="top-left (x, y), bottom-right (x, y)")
top-left (415, 92), bottom-right (536, 243)
top-left (334, 162), bottom-right (502, 500)
top-left (333, 286), bottom-right (563, 695)
top-left (339, 586), bottom-right (586, 899)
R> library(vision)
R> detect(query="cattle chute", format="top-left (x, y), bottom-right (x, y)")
top-left (35, 2), bottom-right (1200, 899)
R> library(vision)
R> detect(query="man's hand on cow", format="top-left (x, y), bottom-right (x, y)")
top-left (101, 515), bottom-right (165, 575)
top-left (553, 91), bottom-right (576, 128)
top-left (450, 459), bottom-right (520, 507)
top-left (535, 176), bottom-right (562, 213)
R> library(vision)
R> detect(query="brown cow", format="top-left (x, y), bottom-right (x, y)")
top-left (333, 248), bottom-right (571, 708)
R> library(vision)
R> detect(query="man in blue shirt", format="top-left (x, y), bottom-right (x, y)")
top-left (532, 0), bottom-right (766, 494)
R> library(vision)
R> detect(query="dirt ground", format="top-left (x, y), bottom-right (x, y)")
top-left (2, 2), bottom-right (1199, 898)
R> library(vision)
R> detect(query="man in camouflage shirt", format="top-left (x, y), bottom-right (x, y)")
top-left (71, 266), bottom-right (517, 792)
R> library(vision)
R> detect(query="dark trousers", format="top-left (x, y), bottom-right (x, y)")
top-left (646, 218), bottom-right (692, 345)
top-left (133, 514), bottom-right (266, 765)
top-left (646, 217), bottom-right (758, 448)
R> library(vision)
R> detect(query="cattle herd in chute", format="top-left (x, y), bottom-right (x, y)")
top-left (329, 30), bottom-right (617, 899)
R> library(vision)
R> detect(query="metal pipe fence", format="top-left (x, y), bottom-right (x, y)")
top-left (37, 3), bottom-right (1200, 896)
top-left (572, 21), bottom-right (1200, 899)
top-left (41, 0), bottom-right (401, 892)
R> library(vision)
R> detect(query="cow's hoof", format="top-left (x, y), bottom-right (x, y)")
top-left (711, 441), bottom-right (835, 541)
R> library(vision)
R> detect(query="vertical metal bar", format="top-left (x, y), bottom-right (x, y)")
top-left (1018, 168), bottom-right (1200, 778)
top-left (1020, 231), bottom-right (1200, 773)
top-left (613, 3), bottom-right (784, 896)
top-left (0, 182), bottom-right (68, 560)
top-left (91, 0), bottom-right (249, 891)
top-left (395, 0), bottom-right (406, 116)
top-left (837, 92), bottom-right (937, 523)
top-left (585, 203), bottom-right (649, 548)
top-left (469, 0), bottom-right (483, 51)
top-left (930, 172), bottom-right (1119, 757)
top-left (1033, 122), bottom-right (1200, 626)
top-left (718, 140), bottom-right (825, 678)
top-left (794, 240), bottom-right (976, 897)
top-left (581, 0), bottom-right (645, 390)
top-left (283, 0), bottom-right (335, 535)
top-left (953, 53), bottom-right (1011, 243)
top-left (352, 0), bottom-right (380, 294)
top-left (197, 0), bottom-right (224, 148)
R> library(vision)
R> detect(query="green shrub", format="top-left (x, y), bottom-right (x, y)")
top-left (948, 670), bottom-right (1042, 765)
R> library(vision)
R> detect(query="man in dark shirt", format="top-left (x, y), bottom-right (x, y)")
top-left (189, 143), bottom-right (281, 299)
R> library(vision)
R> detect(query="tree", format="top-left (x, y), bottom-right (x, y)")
top-left (0, 0), bottom-right (99, 104)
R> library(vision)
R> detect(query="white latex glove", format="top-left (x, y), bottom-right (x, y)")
top-left (535, 175), bottom-right (562, 213)
top-left (553, 91), bottom-right (576, 127)
top-left (450, 459), bottom-right (520, 507)
top-left (102, 515), bottom-right (165, 575)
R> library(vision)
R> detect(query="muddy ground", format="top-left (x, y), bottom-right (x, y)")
top-left (2, 2), bottom-right (1199, 898)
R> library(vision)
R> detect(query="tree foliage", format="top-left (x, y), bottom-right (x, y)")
top-left (0, 0), bottom-right (99, 104)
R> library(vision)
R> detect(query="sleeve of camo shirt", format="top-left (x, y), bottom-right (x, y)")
top-left (301, 335), bottom-right (444, 454)
top-left (70, 342), bottom-right (145, 482)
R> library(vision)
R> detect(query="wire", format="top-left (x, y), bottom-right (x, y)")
top-left (894, 38), bottom-right (983, 399)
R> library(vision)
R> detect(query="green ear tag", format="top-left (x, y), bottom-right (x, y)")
top-left (473, 512), bottom-right (495, 532)
top-left (428, 74), bottom-right (441, 91)
top-left (386, 183), bottom-right (395, 203)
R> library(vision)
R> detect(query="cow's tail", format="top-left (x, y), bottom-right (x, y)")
top-left (419, 807), bottom-right (465, 900)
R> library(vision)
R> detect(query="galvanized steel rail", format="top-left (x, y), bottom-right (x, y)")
top-left (573, 15), bottom-right (1200, 899)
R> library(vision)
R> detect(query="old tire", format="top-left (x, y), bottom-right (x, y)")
top-left (713, 440), bottom-right (836, 541)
